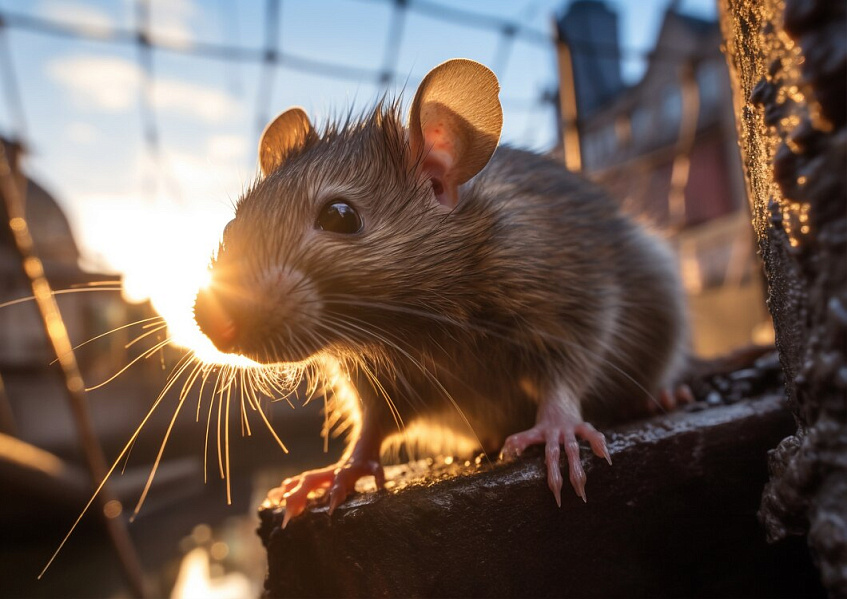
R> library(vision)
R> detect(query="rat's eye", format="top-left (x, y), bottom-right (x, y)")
top-left (316, 200), bottom-right (362, 234)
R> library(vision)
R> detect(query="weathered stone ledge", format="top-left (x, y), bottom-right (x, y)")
top-left (259, 393), bottom-right (824, 598)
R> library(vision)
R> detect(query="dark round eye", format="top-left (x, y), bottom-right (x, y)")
top-left (316, 200), bottom-right (362, 234)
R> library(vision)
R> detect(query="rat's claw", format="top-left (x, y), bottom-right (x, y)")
top-left (544, 434), bottom-right (563, 507)
top-left (563, 431), bottom-right (587, 502)
top-left (575, 423), bottom-right (611, 465)
top-left (267, 466), bottom-right (339, 528)
top-left (501, 416), bottom-right (609, 505)
top-left (328, 484), bottom-right (346, 515)
top-left (280, 487), bottom-right (309, 529)
top-left (281, 508), bottom-right (293, 530)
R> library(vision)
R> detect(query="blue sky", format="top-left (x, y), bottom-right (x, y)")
top-left (0, 0), bottom-right (717, 332)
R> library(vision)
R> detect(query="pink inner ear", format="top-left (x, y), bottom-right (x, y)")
top-left (421, 124), bottom-right (459, 208)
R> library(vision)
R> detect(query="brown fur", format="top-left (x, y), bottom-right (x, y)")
top-left (204, 101), bottom-right (688, 455)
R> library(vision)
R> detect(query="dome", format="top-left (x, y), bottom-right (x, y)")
top-left (0, 139), bottom-right (80, 267)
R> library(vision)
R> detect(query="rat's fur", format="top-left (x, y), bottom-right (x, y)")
top-left (202, 100), bottom-right (687, 456)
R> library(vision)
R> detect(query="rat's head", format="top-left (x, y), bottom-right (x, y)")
top-left (193, 59), bottom-right (502, 365)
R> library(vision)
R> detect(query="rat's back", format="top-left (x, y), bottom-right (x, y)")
top-left (463, 146), bottom-right (689, 424)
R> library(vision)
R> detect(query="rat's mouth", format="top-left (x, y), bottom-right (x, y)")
top-left (233, 339), bottom-right (318, 366)
top-left (193, 286), bottom-right (321, 364)
top-left (194, 262), bottom-right (328, 366)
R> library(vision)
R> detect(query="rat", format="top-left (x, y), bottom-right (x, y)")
top-left (193, 58), bottom-right (689, 525)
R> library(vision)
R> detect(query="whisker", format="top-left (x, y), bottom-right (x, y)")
top-left (49, 316), bottom-right (165, 365)
top-left (224, 379), bottom-right (232, 504)
top-left (0, 286), bottom-right (123, 310)
top-left (130, 352), bottom-right (199, 519)
top-left (69, 281), bottom-right (123, 288)
top-left (39, 346), bottom-right (192, 578)
top-left (125, 324), bottom-right (169, 349)
top-left (204, 366), bottom-right (225, 484)
top-left (319, 313), bottom-right (488, 461)
top-left (239, 369), bottom-right (252, 437)
top-left (216, 369), bottom-right (227, 480)
top-left (85, 336), bottom-right (173, 392)
top-left (322, 294), bottom-right (659, 408)
top-left (196, 363), bottom-right (214, 421)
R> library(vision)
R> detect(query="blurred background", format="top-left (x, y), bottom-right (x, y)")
top-left (0, 0), bottom-right (773, 597)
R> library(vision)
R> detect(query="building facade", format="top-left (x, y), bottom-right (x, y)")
top-left (557, 4), bottom-right (771, 356)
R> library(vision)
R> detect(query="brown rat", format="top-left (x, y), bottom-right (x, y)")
top-left (193, 59), bottom-right (688, 523)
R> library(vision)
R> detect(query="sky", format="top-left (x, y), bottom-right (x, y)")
top-left (0, 0), bottom-right (717, 340)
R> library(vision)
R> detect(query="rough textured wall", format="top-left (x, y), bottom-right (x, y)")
top-left (261, 394), bottom-right (823, 598)
top-left (719, 0), bottom-right (846, 594)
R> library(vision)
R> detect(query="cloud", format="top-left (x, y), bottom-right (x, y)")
top-left (47, 55), bottom-right (242, 121)
top-left (37, 0), bottom-right (114, 35)
top-left (39, 0), bottom-right (199, 45)
top-left (65, 122), bottom-right (100, 144)
top-left (49, 56), bottom-right (140, 111)
top-left (154, 79), bottom-right (242, 122)
top-left (148, 0), bottom-right (197, 47)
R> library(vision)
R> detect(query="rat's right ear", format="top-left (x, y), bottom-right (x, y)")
top-left (259, 107), bottom-right (315, 176)
top-left (409, 59), bottom-right (503, 209)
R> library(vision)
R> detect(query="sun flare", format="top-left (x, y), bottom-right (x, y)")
top-left (101, 205), bottom-right (258, 369)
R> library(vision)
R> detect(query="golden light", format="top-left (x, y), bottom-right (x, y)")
top-left (81, 201), bottom-right (259, 368)
top-left (171, 547), bottom-right (252, 599)
top-left (103, 499), bottom-right (123, 519)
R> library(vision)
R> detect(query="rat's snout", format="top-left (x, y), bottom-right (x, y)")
top-left (194, 287), bottom-right (238, 353)
top-left (193, 265), bottom-right (323, 364)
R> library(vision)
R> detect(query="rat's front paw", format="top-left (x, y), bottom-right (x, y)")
top-left (267, 458), bottom-right (385, 528)
top-left (500, 421), bottom-right (611, 505)
top-left (267, 466), bottom-right (336, 528)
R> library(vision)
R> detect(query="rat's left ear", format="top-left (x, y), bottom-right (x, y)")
top-left (409, 59), bottom-right (503, 209)
top-left (259, 107), bottom-right (315, 176)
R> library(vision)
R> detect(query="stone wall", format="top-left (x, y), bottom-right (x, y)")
top-left (719, 0), bottom-right (846, 594)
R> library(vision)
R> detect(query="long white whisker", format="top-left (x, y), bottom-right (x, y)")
top-left (131, 352), bottom-right (199, 519)
top-left (0, 287), bottom-right (122, 310)
top-left (85, 336), bottom-right (173, 392)
top-left (49, 316), bottom-right (165, 365)
top-left (322, 294), bottom-right (658, 406)
top-left (39, 347), bottom-right (191, 578)
top-left (319, 313), bottom-right (488, 460)
top-left (125, 323), bottom-right (168, 349)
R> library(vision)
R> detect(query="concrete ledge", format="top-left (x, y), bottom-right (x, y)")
top-left (259, 393), bottom-right (825, 598)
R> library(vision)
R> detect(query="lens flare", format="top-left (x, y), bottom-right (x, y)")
top-left (84, 203), bottom-right (257, 368)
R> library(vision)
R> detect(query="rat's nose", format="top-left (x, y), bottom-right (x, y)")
top-left (194, 287), bottom-right (237, 352)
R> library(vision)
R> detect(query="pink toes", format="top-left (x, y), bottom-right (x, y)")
top-left (562, 430), bottom-right (585, 503)
top-left (544, 432), bottom-right (564, 506)
top-left (501, 421), bottom-right (610, 505)
top-left (500, 427), bottom-right (544, 459)
top-left (267, 459), bottom-right (386, 528)
top-left (267, 467), bottom-right (336, 528)
top-left (328, 459), bottom-right (385, 514)
top-left (651, 383), bottom-right (696, 414)
top-left (575, 423), bottom-right (612, 465)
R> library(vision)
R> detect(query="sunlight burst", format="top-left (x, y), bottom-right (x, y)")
top-left (101, 204), bottom-right (257, 368)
